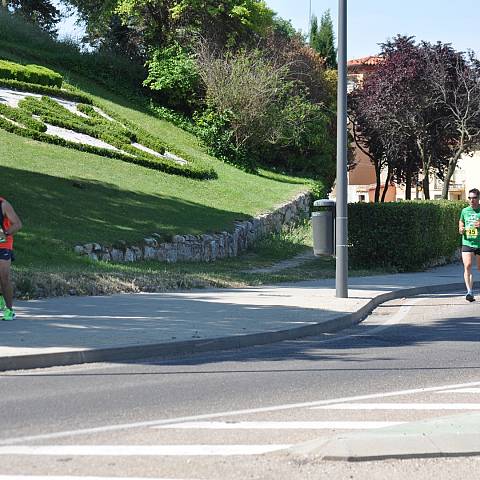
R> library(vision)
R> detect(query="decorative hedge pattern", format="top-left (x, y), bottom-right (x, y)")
top-left (0, 78), bottom-right (93, 104)
top-left (0, 60), bottom-right (63, 87)
top-left (348, 200), bottom-right (462, 271)
top-left (0, 73), bottom-right (217, 180)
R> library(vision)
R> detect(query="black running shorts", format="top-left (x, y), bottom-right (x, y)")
top-left (0, 248), bottom-right (14, 261)
top-left (462, 245), bottom-right (480, 255)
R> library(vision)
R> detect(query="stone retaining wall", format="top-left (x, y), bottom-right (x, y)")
top-left (74, 191), bottom-right (312, 263)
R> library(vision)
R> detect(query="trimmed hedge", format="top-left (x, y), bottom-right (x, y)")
top-left (0, 65), bottom-right (217, 179)
top-left (0, 94), bottom-right (217, 180)
top-left (0, 60), bottom-right (63, 87)
top-left (0, 102), bottom-right (46, 132)
top-left (0, 78), bottom-right (93, 104)
top-left (348, 201), bottom-right (463, 271)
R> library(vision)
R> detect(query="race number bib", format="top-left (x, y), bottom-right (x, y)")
top-left (466, 227), bottom-right (478, 238)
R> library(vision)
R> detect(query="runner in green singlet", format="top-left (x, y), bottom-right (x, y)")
top-left (459, 188), bottom-right (480, 302)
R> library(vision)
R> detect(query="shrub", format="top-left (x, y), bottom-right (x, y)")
top-left (148, 102), bottom-right (199, 135)
top-left (193, 108), bottom-right (252, 171)
top-left (348, 201), bottom-right (462, 271)
top-left (144, 44), bottom-right (202, 113)
top-left (194, 41), bottom-right (336, 187)
top-left (0, 78), bottom-right (93, 103)
top-left (0, 103), bottom-right (46, 132)
top-left (0, 60), bottom-right (63, 87)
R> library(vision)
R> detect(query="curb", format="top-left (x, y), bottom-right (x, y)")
top-left (0, 281), bottom-right (470, 372)
top-left (289, 413), bottom-right (480, 461)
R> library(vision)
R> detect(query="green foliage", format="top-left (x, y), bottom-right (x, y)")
top-left (144, 43), bottom-right (202, 112)
top-left (148, 102), bottom-right (199, 135)
top-left (0, 59), bottom-right (63, 87)
top-left (3, 0), bottom-right (60, 35)
top-left (194, 108), bottom-right (251, 171)
top-left (0, 10), bottom-right (145, 98)
top-left (195, 44), bottom-right (335, 185)
top-left (307, 180), bottom-right (328, 201)
top-left (0, 103), bottom-right (47, 132)
top-left (310, 10), bottom-right (337, 69)
top-left (348, 201), bottom-right (462, 271)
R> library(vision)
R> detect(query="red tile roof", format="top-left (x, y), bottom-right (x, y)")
top-left (347, 56), bottom-right (383, 67)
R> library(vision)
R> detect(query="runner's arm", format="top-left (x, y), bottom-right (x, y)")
top-left (2, 201), bottom-right (22, 235)
top-left (459, 219), bottom-right (465, 235)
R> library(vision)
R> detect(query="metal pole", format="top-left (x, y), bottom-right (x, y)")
top-left (336, 0), bottom-right (348, 298)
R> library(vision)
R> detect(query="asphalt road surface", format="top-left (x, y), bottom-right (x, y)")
top-left (1, 289), bottom-right (480, 479)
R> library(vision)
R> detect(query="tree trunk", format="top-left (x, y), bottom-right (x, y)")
top-left (374, 165), bottom-right (381, 202)
top-left (381, 167), bottom-right (392, 202)
top-left (405, 169), bottom-right (412, 200)
top-left (422, 174), bottom-right (430, 200)
top-left (442, 150), bottom-right (462, 199)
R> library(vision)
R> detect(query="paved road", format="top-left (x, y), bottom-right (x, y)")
top-left (1, 290), bottom-right (479, 479)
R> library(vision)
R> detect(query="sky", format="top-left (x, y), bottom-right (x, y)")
top-left (266, 0), bottom-right (480, 59)
top-left (56, 0), bottom-right (480, 59)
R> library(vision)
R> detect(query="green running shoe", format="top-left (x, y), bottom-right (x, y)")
top-left (3, 307), bottom-right (15, 321)
top-left (0, 296), bottom-right (5, 312)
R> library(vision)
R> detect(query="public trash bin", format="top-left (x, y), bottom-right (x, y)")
top-left (312, 199), bottom-right (336, 256)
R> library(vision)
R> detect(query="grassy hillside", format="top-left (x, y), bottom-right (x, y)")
top-left (0, 14), bottom-right (311, 274)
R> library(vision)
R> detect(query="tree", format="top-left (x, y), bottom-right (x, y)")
top-left (423, 44), bottom-right (480, 199)
top-left (349, 36), bottom-right (453, 200)
top-left (1, 0), bottom-right (60, 34)
top-left (66, 0), bottom-right (276, 54)
top-left (310, 10), bottom-right (336, 69)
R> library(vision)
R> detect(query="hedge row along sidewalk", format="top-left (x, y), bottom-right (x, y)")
top-left (348, 200), bottom-right (463, 271)
top-left (0, 63), bottom-right (217, 180)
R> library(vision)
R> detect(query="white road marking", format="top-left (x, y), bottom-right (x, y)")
top-left (314, 403), bottom-right (480, 410)
top-left (0, 477), bottom-right (197, 480)
top-left (437, 388), bottom-right (480, 393)
top-left (3, 379), bottom-right (480, 446)
top-left (0, 445), bottom-right (290, 457)
top-left (155, 421), bottom-right (404, 430)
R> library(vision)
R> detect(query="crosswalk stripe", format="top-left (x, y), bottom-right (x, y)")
top-left (0, 445), bottom-right (291, 457)
top-left (313, 403), bottom-right (480, 410)
top-left (0, 477), bottom-right (197, 480)
top-left (155, 421), bottom-right (404, 430)
top-left (436, 388), bottom-right (480, 393)
top-left (4, 380), bottom-right (480, 446)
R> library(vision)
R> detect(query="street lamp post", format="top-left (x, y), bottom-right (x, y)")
top-left (336, 0), bottom-right (348, 298)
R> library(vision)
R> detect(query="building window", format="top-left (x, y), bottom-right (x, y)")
top-left (358, 194), bottom-right (366, 202)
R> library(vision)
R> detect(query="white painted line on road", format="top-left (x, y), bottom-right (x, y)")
top-left (3, 379), bottom-right (480, 446)
top-left (437, 388), bottom-right (480, 393)
top-left (155, 421), bottom-right (404, 430)
top-left (0, 445), bottom-right (291, 457)
top-left (314, 403), bottom-right (480, 410)
top-left (0, 477), bottom-right (198, 480)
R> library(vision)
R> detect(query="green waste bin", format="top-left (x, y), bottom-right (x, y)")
top-left (312, 199), bottom-right (335, 256)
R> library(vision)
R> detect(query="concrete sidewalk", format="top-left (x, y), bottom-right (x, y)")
top-left (0, 262), bottom-right (474, 372)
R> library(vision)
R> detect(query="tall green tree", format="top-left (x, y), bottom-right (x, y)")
top-left (310, 9), bottom-right (336, 69)
top-left (66, 0), bottom-right (276, 54)
top-left (1, 0), bottom-right (60, 34)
